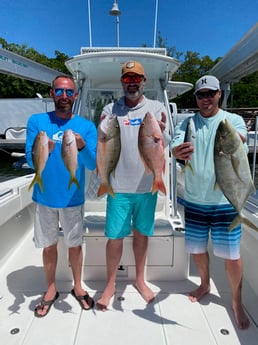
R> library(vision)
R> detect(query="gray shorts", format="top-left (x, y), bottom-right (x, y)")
top-left (34, 203), bottom-right (84, 248)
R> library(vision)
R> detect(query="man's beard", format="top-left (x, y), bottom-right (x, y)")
top-left (55, 99), bottom-right (73, 113)
top-left (124, 87), bottom-right (144, 101)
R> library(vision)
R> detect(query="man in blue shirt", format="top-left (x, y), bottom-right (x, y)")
top-left (26, 75), bottom-right (97, 317)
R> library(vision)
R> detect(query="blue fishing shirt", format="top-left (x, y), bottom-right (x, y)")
top-left (26, 111), bottom-right (97, 208)
top-left (170, 109), bottom-right (248, 205)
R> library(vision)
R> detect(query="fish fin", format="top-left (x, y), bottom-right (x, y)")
top-left (48, 140), bottom-right (55, 152)
top-left (181, 161), bottom-right (194, 175)
top-left (111, 169), bottom-right (116, 178)
top-left (145, 166), bottom-right (152, 175)
top-left (68, 176), bottom-right (80, 190)
top-left (140, 158), bottom-right (151, 174)
top-left (231, 155), bottom-right (246, 183)
top-left (138, 151), bottom-right (152, 174)
top-left (228, 215), bottom-right (241, 231)
top-left (162, 158), bottom-right (166, 174)
top-left (213, 181), bottom-right (220, 191)
top-left (28, 174), bottom-right (43, 192)
top-left (152, 179), bottom-right (167, 196)
top-left (97, 183), bottom-right (115, 198)
top-left (229, 214), bottom-right (258, 232)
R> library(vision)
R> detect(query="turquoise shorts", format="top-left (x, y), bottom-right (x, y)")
top-left (105, 193), bottom-right (158, 239)
top-left (184, 201), bottom-right (242, 260)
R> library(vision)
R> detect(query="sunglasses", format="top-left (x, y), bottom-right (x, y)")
top-left (122, 75), bottom-right (144, 84)
top-left (195, 90), bottom-right (219, 100)
top-left (54, 88), bottom-right (75, 97)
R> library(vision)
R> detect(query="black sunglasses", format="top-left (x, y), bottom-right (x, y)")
top-left (195, 90), bottom-right (219, 100)
top-left (54, 88), bottom-right (75, 97)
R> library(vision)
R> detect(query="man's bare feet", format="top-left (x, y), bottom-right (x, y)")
top-left (134, 283), bottom-right (155, 303)
top-left (232, 302), bottom-right (250, 330)
top-left (188, 285), bottom-right (210, 302)
top-left (96, 285), bottom-right (116, 311)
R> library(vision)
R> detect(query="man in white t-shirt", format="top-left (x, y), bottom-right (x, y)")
top-left (96, 61), bottom-right (168, 311)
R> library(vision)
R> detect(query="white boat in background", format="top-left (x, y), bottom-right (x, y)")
top-left (1, 12), bottom-right (258, 345)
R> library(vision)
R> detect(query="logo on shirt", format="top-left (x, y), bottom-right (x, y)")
top-left (123, 118), bottom-right (142, 126)
top-left (52, 131), bottom-right (63, 142)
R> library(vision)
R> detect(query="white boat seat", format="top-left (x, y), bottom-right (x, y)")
top-left (5, 127), bottom-right (26, 140)
top-left (83, 215), bottom-right (173, 237)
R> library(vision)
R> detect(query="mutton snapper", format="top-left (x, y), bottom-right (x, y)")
top-left (181, 117), bottom-right (196, 174)
top-left (28, 131), bottom-right (53, 192)
top-left (138, 112), bottom-right (166, 195)
top-left (214, 119), bottom-right (258, 232)
top-left (62, 129), bottom-right (80, 190)
top-left (97, 115), bottom-right (121, 197)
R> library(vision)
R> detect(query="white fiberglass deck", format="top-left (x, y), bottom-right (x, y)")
top-left (0, 226), bottom-right (257, 345)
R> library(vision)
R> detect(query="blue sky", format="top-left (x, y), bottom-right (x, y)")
top-left (1, 0), bottom-right (257, 61)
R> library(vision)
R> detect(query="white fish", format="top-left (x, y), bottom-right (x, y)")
top-left (214, 119), bottom-right (258, 232)
top-left (62, 129), bottom-right (80, 190)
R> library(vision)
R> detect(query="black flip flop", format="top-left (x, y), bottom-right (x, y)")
top-left (71, 289), bottom-right (94, 310)
top-left (34, 291), bottom-right (59, 318)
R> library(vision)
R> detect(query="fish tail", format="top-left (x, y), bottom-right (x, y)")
top-left (188, 163), bottom-right (194, 175)
top-left (152, 179), bottom-right (167, 195)
top-left (229, 214), bottom-right (258, 232)
top-left (181, 162), bottom-right (194, 175)
top-left (28, 174), bottom-right (44, 192)
top-left (68, 176), bottom-right (80, 190)
top-left (228, 215), bottom-right (241, 231)
top-left (97, 183), bottom-right (115, 198)
top-left (162, 159), bottom-right (166, 174)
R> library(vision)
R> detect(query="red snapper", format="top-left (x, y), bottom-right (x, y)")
top-left (97, 115), bottom-right (121, 197)
top-left (138, 112), bottom-right (166, 195)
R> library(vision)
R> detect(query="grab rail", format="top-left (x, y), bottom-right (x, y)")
top-left (251, 116), bottom-right (258, 183)
top-left (0, 188), bottom-right (13, 199)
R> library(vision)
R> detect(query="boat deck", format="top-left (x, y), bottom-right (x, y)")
top-left (1, 227), bottom-right (258, 345)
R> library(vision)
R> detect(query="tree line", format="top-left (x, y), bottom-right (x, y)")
top-left (0, 36), bottom-right (257, 109)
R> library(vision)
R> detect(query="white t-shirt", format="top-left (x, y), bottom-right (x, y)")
top-left (101, 96), bottom-right (168, 193)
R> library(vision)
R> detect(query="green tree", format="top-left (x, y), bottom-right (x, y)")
top-left (231, 72), bottom-right (258, 107)
top-left (172, 52), bottom-right (217, 108)
top-left (0, 39), bottom-right (70, 98)
top-left (0, 37), bottom-right (257, 109)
